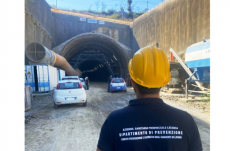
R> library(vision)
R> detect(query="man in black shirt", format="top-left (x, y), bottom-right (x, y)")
top-left (97, 45), bottom-right (202, 151)
top-left (85, 77), bottom-right (89, 90)
top-left (107, 75), bottom-right (113, 92)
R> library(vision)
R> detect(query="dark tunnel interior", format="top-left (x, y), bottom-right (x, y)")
top-left (78, 60), bottom-right (110, 82)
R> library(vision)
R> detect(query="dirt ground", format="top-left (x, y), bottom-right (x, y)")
top-left (25, 82), bottom-right (210, 151)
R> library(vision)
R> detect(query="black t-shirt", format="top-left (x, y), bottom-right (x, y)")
top-left (108, 77), bottom-right (112, 83)
top-left (97, 98), bottom-right (202, 151)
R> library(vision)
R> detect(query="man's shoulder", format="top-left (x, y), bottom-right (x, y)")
top-left (162, 102), bottom-right (193, 119)
top-left (110, 106), bottom-right (128, 116)
top-left (106, 106), bottom-right (130, 121)
top-left (163, 103), bottom-right (188, 113)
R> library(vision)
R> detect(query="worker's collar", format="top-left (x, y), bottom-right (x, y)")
top-left (129, 98), bottom-right (164, 106)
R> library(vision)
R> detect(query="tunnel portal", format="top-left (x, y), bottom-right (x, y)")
top-left (53, 33), bottom-right (133, 82)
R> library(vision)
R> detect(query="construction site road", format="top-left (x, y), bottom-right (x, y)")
top-left (25, 82), bottom-right (210, 151)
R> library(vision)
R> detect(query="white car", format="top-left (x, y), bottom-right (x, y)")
top-left (62, 76), bottom-right (79, 80)
top-left (53, 79), bottom-right (87, 108)
top-left (79, 78), bottom-right (86, 89)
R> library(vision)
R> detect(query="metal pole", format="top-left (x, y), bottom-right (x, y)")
top-left (185, 79), bottom-right (189, 99)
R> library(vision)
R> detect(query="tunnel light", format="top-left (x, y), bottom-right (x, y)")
top-left (111, 59), bottom-right (113, 62)
top-left (99, 65), bottom-right (101, 67)
top-left (113, 55), bottom-right (117, 60)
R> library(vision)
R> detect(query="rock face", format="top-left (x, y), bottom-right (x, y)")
top-left (131, 0), bottom-right (210, 58)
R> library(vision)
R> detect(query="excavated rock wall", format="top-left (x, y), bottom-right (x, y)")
top-left (131, 0), bottom-right (210, 60)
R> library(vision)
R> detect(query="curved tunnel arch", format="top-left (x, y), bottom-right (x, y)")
top-left (52, 33), bottom-right (134, 81)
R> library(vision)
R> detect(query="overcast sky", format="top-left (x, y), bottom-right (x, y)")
top-left (45, 0), bottom-right (164, 13)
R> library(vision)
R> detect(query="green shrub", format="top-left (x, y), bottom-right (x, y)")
top-left (200, 94), bottom-right (210, 102)
top-left (89, 10), bottom-right (97, 14)
top-left (106, 9), bottom-right (114, 15)
top-left (49, 4), bottom-right (57, 9)
top-left (109, 14), bottom-right (121, 19)
top-left (133, 12), bottom-right (144, 18)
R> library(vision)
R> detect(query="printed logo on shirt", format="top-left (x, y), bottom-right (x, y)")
top-left (119, 126), bottom-right (183, 141)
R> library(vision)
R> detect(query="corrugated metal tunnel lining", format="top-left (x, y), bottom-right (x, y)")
top-left (53, 33), bottom-right (133, 82)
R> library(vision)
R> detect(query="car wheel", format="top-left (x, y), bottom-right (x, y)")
top-left (54, 102), bottom-right (59, 109)
top-left (83, 100), bottom-right (87, 107)
top-left (124, 89), bottom-right (127, 92)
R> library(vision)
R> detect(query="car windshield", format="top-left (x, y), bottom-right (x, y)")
top-left (59, 82), bottom-right (81, 89)
top-left (112, 79), bottom-right (124, 83)
top-left (80, 79), bottom-right (84, 82)
top-left (62, 78), bottom-right (79, 80)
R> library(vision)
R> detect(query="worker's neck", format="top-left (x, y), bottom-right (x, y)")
top-left (136, 93), bottom-right (160, 99)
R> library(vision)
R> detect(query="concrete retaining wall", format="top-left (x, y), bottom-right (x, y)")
top-left (131, 0), bottom-right (210, 60)
top-left (52, 12), bottom-right (132, 50)
top-left (25, 0), bottom-right (54, 49)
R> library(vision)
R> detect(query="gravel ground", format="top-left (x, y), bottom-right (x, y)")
top-left (25, 82), bottom-right (210, 151)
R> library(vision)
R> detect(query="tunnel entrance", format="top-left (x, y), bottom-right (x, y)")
top-left (53, 33), bottom-right (133, 82)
